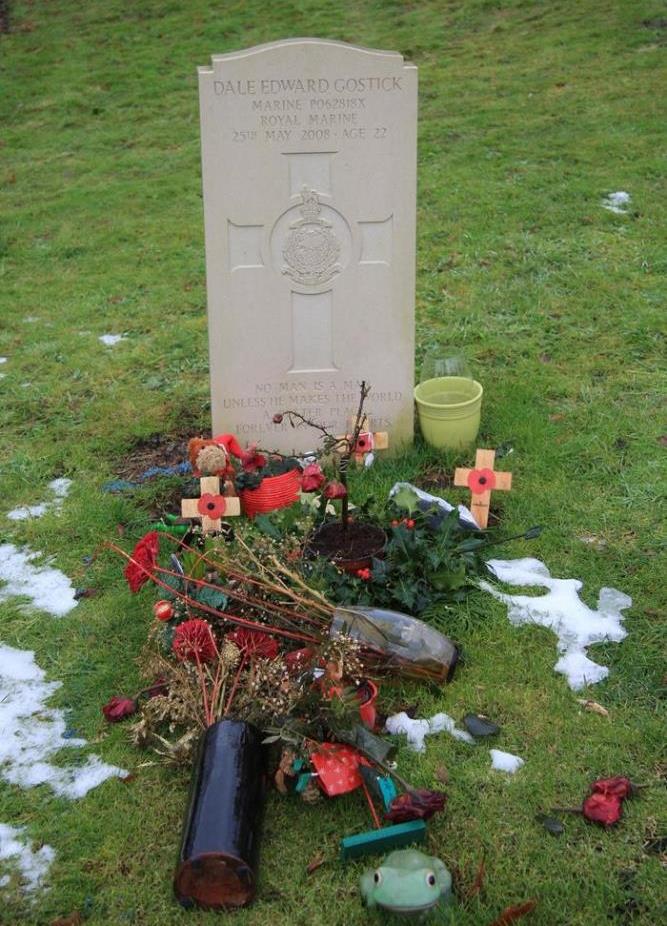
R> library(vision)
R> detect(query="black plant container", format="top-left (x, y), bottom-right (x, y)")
top-left (174, 719), bottom-right (267, 909)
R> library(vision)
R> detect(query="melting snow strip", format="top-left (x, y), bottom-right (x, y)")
top-left (0, 824), bottom-right (55, 895)
top-left (6, 478), bottom-right (72, 521)
top-left (479, 557), bottom-right (630, 690)
top-left (98, 334), bottom-right (126, 346)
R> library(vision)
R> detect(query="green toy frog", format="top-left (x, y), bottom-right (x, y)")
top-left (360, 848), bottom-right (453, 917)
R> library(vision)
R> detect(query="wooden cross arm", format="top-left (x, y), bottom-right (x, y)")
top-left (181, 497), bottom-right (241, 519)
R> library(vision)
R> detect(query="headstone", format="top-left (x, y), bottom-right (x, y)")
top-left (198, 39), bottom-right (417, 453)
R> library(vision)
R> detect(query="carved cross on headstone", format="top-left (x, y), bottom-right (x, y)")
top-left (227, 152), bottom-right (394, 376)
top-left (181, 476), bottom-right (241, 533)
top-left (454, 449), bottom-right (512, 529)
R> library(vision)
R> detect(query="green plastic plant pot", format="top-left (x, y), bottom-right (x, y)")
top-left (414, 377), bottom-right (483, 450)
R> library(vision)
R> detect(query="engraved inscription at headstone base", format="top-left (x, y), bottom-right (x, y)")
top-left (198, 39), bottom-right (417, 453)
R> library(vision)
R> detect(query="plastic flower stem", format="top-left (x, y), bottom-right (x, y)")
top-left (153, 563), bottom-right (326, 630)
top-left (361, 780), bottom-right (382, 830)
top-left (194, 652), bottom-right (211, 727)
top-left (107, 541), bottom-right (318, 644)
top-left (223, 652), bottom-right (247, 716)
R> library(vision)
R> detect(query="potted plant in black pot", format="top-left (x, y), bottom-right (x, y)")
top-left (273, 381), bottom-right (386, 572)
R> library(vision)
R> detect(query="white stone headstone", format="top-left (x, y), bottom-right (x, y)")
top-left (198, 39), bottom-right (417, 453)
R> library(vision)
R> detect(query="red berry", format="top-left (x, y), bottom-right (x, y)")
top-left (406, 519), bottom-right (416, 529)
top-left (153, 600), bottom-right (174, 622)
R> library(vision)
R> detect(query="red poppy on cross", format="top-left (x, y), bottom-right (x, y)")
top-left (181, 476), bottom-right (241, 532)
top-left (454, 449), bottom-right (512, 528)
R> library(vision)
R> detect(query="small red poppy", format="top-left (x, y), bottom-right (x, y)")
top-left (467, 468), bottom-right (497, 495)
top-left (354, 432), bottom-right (374, 454)
top-left (197, 493), bottom-right (226, 519)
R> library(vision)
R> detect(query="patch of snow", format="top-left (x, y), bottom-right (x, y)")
top-left (490, 749), bottom-right (524, 774)
top-left (0, 644), bottom-right (127, 799)
top-left (7, 478), bottom-right (72, 522)
top-left (385, 711), bottom-right (475, 752)
top-left (23, 316), bottom-right (39, 323)
top-left (602, 191), bottom-right (631, 214)
top-left (98, 334), bottom-right (126, 346)
top-left (479, 558), bottom-right (630, 690)
top-left (0, 357), bottom-right (7, 364)
top-left (0, 544), bottom-right (77, 616)
top-left (0, 824), bottom-right (54, 894)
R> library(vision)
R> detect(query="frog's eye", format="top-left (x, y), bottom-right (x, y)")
top-left (425, 871), bottom-right (437, 887)
top-left (373, 870), bottom-right (382, 885)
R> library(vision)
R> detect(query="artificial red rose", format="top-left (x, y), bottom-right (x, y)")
top-left (582, 776), bottom-right (634, 827)
top-left (582, 792), bottom-right (624, 827)
top-left (272, 413), bottom-right (284, 424)
top-left (153, 600), bottom-right (174, 622)
top-left (324, 480), bottom-right (347, 500)
top-left (301, 463), bottom-right (325, 492)
top-left (385, 788), bottom-right (447, 823)
top-left (124, 531), bottom-right (159, 593)
top-left (226, 628), bottom-right (279, 660)
top-left (172, 618), bottom-right (217, 663)
top-left (467, 468), bottom-right (497, 495)
top-left (102, 696), bottom-right (137, 723)
top-left (241, 443), bottom-right (267, 472)
top-left (591, 776), bottom-right (633, 799)
top-left (197, 493), bottom-right (226, 520)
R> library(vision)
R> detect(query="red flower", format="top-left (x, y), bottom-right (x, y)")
top-left (197, 493), bottom-right (226, 519)
top-left (356, 567), bottom-right (371, 581)
top-left (272, 413), bottom-right (284, 424)
top-left (385, 788), bottom-right (447, 823)
top-left (591, 776), bottom-right (633, 799)
top-left (301, 463), bottom-right (325, 492)
top-left (153, 600), bottom-right (174, 622)
top-left (324, 480), bottom-right (347, 499)
top-left (124, 531), bottom-right (159, 593)
top-left (582, 776), bottom-right (634, 827)
top-left (172, 618), bottom-right (217, 663)
top-left (241, 443), bottom-right (267, 472)
top-left (467, 468), bottom-right (497, 495)
top-left (226, 628), bottom-right (279, 660)
top-left (355, 432), bottom-right (374, 454)
top-left (102, 696), bottom-right (137, 723)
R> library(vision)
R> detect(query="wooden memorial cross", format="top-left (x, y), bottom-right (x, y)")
top-left (454, 448), bottom-right (512, 529)
top-left (181, 476), bottom-right (241, 533)
top-left (341, 416), bottom-right (389, 466)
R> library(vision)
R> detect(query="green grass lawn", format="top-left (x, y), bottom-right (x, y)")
top-left (1, 1), bottom-right (665, 923)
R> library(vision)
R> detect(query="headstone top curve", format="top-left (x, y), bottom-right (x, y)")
top-left (199, 37), bottom-right (414, 73)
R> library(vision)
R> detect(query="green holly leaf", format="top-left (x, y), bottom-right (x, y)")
top-left (392, 486), bottom-right (421, 514)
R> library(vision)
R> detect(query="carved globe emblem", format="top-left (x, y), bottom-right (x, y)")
top-left (282, 189), bottom-right (342, 286)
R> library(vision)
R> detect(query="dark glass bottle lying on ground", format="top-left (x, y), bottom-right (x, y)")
top-left (330, 606), bottom-right (459, 684)
top-left (174, 719), bottom-right (267, 909)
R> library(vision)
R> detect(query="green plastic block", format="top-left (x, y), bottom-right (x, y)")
top-left (340, 820), bottom-right (426, 860)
